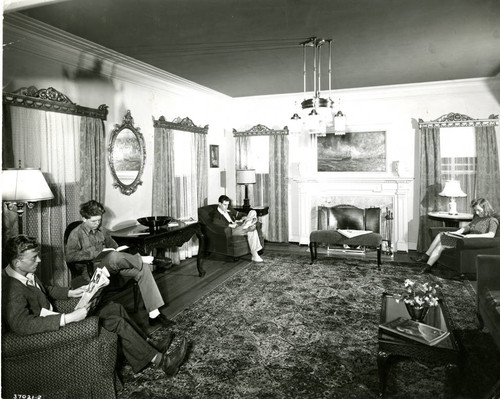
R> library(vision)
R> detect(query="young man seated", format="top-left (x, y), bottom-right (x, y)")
top-left (2, 235), bottom-right (188, 377)
top-left (65, 200), bottom-right (172, 328)
top-left (213, 195), bottom-right (263, 262)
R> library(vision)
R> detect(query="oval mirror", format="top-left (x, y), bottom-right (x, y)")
top-left (108, 110), bottom-right (146, 195)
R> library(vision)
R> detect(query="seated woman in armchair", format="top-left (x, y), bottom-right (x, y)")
top-left (415, 198), bottom-right (498, 273)
top-left (213, 195), bottom-right (263, 262)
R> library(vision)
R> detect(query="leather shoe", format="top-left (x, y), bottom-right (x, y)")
top-left (148, 331), bottom-right (175, 353)
top-left (252, 255), bottom-right (263, 263)
top-left (153, 257), bottom-right (172, 272)
top-left (149, 313), bottom-right (176, 328)
top-left (160, 337), bottom-right (188, 376)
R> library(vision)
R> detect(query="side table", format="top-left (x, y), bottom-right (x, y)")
top-left (428, 211), bottom-right (473, 228)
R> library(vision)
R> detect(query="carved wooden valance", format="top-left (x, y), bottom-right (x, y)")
top-left (233, 124), bottom-right (289, 137)
top-left (153, 115), bottom-right (208, 134)
top-left (418, 112), bottom-right (498, 128)
top-left (3, 86), bottom-right (108, 120)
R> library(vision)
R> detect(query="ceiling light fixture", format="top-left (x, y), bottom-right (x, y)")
top-left (290, 37), bottom-right (345, 136)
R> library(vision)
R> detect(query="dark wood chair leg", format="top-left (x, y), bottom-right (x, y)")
top-left (377, 245), bottom-right (382, 270)
top-left (309, 242), bottom-right (317, 264)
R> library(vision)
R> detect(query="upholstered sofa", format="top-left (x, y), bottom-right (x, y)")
top-left (198, 204), bottom-right (264, 260)
top-left (1, 298), bottom-right (119, 398)
top-left (429, 224), bottom-right (500, 278)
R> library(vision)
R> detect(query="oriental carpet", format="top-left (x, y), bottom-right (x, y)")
top-left (117, 253), bottom-right (500, 399)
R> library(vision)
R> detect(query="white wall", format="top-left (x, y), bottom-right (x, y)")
top-left (231, 78), bottom-right (500, 249)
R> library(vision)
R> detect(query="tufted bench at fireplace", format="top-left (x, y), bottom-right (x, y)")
top-left (309, 204), bottom-right (383, 269)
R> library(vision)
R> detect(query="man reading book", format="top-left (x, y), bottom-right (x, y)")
top-left (2, 235), bottom-right (188, 377)
top-left (65, 200), bottom-right (173, 328)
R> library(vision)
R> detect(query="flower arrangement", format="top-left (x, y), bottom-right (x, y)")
top-left (395, 279), bottom-right (441, 308)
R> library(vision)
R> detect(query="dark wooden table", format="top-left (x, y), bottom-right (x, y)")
top-left (378, 293), bottom-right (463, 397)
top-left (111, 221), bottom-right (206, 277)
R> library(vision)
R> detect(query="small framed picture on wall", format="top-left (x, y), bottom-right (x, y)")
top-left (210, 145), bottom-right (219, 168)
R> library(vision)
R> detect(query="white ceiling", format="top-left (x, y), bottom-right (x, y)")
top-left (9, 0), bottom-right (500, 97)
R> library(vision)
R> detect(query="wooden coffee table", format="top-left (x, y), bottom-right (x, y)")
top-left (378, 293), bottom-right (464, 397)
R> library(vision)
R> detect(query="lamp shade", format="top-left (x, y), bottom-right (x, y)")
top-left (2, 168), bottom-right (54, 202)
top-left (236, 169), bottom-right (256, 185)
top-left (439, 180), bottom-right (467, 198)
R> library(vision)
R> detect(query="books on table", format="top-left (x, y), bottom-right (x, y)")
top-left (379, 317), bottom-right (450, 346)
top-left (337, 229), bottom-right (372, 238)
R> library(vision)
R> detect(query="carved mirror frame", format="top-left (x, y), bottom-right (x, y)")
top-left (108, 110), bottom-right (146, 195)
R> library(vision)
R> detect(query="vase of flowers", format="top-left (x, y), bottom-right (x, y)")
top-left (395, 279), bottom-right (441, 322)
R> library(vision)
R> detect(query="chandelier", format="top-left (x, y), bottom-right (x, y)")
top-left (290, 37), bottom-right (345, 136)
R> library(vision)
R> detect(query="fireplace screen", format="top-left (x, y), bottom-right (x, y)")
top-left (317, 130), bottom-right (386, 172)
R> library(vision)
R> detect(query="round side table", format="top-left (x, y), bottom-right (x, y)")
top-left (427, 211), bottom-right (473, 228)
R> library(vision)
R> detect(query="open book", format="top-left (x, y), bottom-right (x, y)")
top-left (444, 231), bottom-right (465, 238)
top-left (337, 229), bottom-right (372, 238)
top-left (94, 245), bottom-right (129, 262)
top-left (74, 267), bottom-right (110, 311)
top-left (379, 317), bottom-right (450, 346)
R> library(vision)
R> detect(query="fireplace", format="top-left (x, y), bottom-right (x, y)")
top-left (290, 176), bottom-right (413, 252)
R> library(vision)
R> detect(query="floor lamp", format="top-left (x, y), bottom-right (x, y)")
top-left (2, 168), bottom-right (54, 235)
top-left (236, 169), bottom-right (256, 212)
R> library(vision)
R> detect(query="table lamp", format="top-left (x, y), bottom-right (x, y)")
top-left (439, 180), bottom-right (466, 215)
top-left (2, 168), bottom-right (54, 234)
top-left (236, 169), bottom-right (256, 211)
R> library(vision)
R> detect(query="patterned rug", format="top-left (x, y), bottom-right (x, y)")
top-left (117, 253), bottom-right (500, 399)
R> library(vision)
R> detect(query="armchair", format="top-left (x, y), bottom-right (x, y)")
top-left (429, 224), bottom-right (500, 278)
top-left (198, 204), bottom-right (263, 260)
top-left (2, 298), bottom-right (119, 398)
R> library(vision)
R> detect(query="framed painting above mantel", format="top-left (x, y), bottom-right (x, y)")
top-left (317, 131), bottom-right (386, 172)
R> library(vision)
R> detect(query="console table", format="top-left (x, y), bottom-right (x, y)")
top-left (111, 221), bottom-right (206, 277)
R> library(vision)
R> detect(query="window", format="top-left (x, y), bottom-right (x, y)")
top-left (440, 127), bottom-right (476, 212)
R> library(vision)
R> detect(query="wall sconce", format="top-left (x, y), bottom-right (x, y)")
top-left (236, 169), bottom-right (256, 211)
top-left (2, 168), bottom-right (54, 234)
top-left (439, 180), bottom-right (466, 215)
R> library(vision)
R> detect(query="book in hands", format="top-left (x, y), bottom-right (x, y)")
top-left (74, 267), bottom-right (110, 311)
top-left (94, 245), bottom-right (129, 262)
top-left (337, 229), bottom-right (372, 238)
top-left (379, 317), bottom-right (450, 346)
top-left (444, 231), bottom-right (465, 238)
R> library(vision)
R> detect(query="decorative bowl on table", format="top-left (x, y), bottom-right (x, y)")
top-left (137, 216), bottom-right (172, 233)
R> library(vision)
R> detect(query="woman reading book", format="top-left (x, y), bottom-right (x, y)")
top-left (414, 198), bottom-right (498, 273)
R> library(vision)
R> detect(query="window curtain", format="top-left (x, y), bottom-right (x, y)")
top-left (6, 107), bottom-right (81, 286)
top-left (268, 134), bottom-right (289, 242)
top-left (416, 126), bottom-right (442, 253)
top-left (235, 136), bottom-right (251, 205)
top-left (152, 124), bottom-right (207, 264)
top-left (152, 127), bottom-right (176, 216)
top-left (80, 116), bottom-right (106, 203)
top-left (475, 125), bottom-right (500, 212)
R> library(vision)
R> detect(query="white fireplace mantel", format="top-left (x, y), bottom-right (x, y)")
top-left (290, 175), bottom-right (414, 252)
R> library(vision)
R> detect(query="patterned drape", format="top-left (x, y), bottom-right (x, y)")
top-left (475, 125), bottom-right (500, 212)
top-left (416, 126), bottom-right (442, 253)
top-left (152, 127), bottom-right (176, 216)
top-left (152, 120), bottom-right (208, 264)
top-left (235, 136), bottom-right (251, 205)
top-left (195, 133), bottom-right (208, 207)
top-left (80, 116), bottom-right (106, 203)
top-left (268, 134), bottom-right (289, 242)
top-left (6, 107), bottom-right (81, 286)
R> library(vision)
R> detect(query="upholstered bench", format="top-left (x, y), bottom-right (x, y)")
top-left (309, 204), bottom-right (383, 269)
